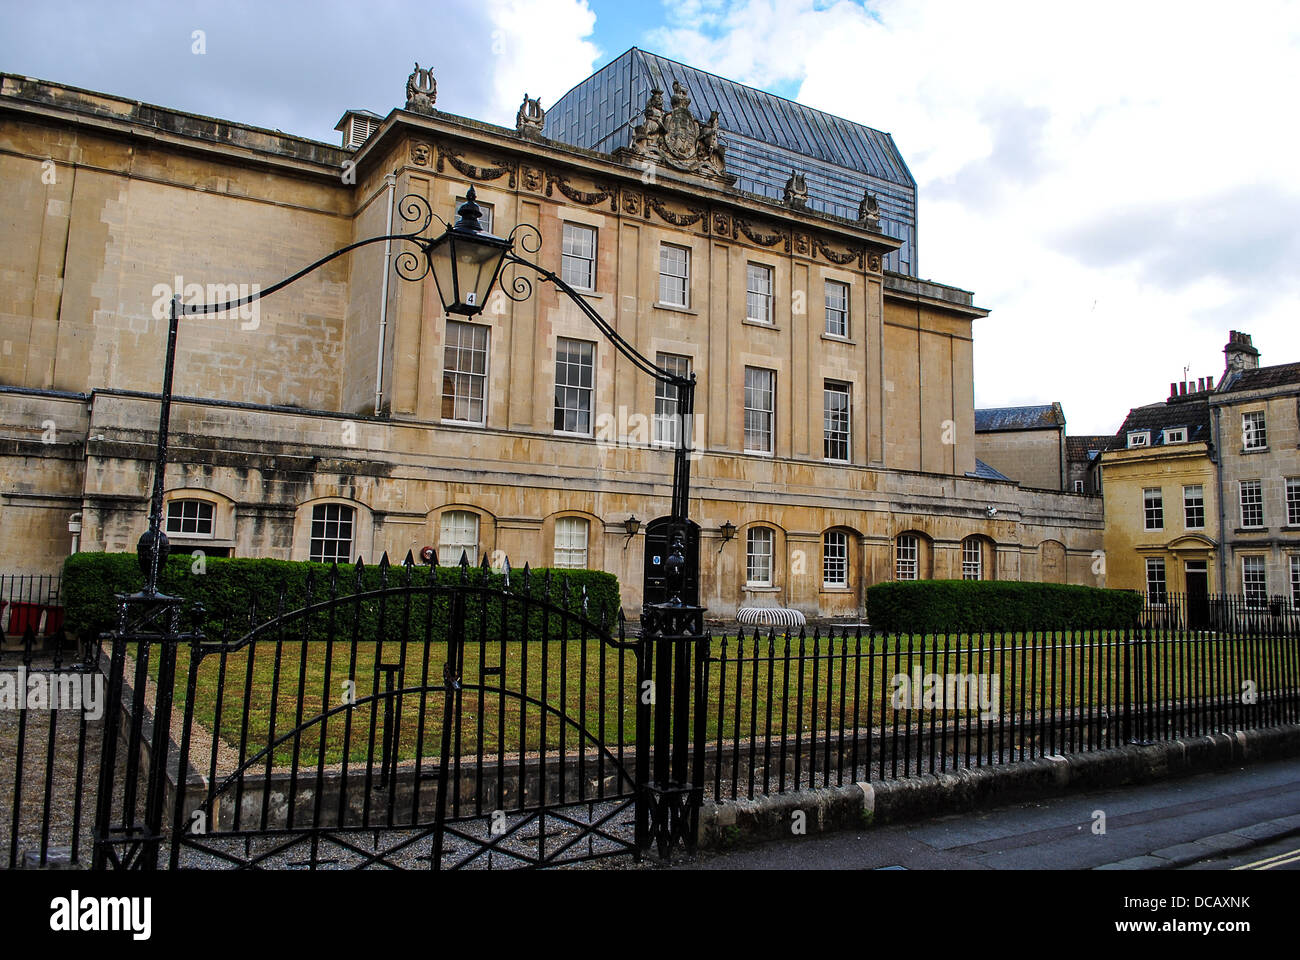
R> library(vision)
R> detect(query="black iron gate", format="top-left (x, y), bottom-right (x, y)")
top-left (88, 553), bottom-right (708, 870)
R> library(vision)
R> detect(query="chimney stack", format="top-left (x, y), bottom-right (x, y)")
top-left (1224, 330), bottom-right (1260, 378)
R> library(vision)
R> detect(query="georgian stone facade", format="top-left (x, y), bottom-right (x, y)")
top-left (0, 69), bottom-right (1104, 618)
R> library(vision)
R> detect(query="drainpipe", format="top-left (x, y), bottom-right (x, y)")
top-left (374, 174), bottom-right (397, 416)
top-left (1211, 404), bottom-right (1226, 593)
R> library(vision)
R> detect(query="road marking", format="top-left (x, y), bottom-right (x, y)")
top-left (1231, 846), bottom-right (1300, 870)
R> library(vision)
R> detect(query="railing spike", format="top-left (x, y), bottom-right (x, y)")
top-left (379, 551), bottom-right (390, 570)
top-left (502, 556), bottom-right (511, 588)
top-left (581, 582), bottom-right (589, 615)
top-left (403, 549), bottom-right (415, 567)
top-left (429, 547), bottom-right (439, 568)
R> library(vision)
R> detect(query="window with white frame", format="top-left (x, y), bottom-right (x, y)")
top-left (962, 537), bottom-right (983, 581)
top-left (895, 534), bottom-right (918, 581)
top-left (1146, 557), bottom-right (1168, 605)
top-left (553, 338), bottom-right (595, 434)
top-left (824, 280), bottom-right (849, 338)
top-left (1127, 431), bottom-right (1150, 448)
top-left (1286, 478), bottom-right (1300, 526)
top-left (561, 222), bottom-right (596, 290)
top-left (746, 527), bottom-right (773, 586)
top-left (455, 196), bottom-right (493, 234)
top-left (1183, 484), bottom-right (1205, 529)
top-left (1073, 480), bottom-right (1085, 493)
top-left (553, 517), bottom-right (589, 569)
top-left (309, 503), bottom-right (355, 564)
top-left (658, 244), bottom-right (690, 307)
top-left (1162, 427), bottom-right (1187, 444)
top-left (1242, 556), bottom-right (1267, 607)
top-left (823, 531), bottom-right (848, 587)
top-left (823, 381), bottom-right (851, 462)
top-left (746, 262), bottom-right (773, 324)
top-left (438, 511), bottom-right (479, 566)
top-left (653, 353), bottom-right (691, 447)
top-left (1291, 555), bottom-right (1300, 609)
top-left (165, 499), bottom-right (215, 537)
top-left (442, 320), bottom-right (489, 424)
top-left (1240, 479), bottom-right (1264, 528)
top-left (1143, 488), bottom-right (1164, 531)
top-left (744, 367), bottom-right (775, 454)
top-left (1242, 411), bottom-right (1267, 449)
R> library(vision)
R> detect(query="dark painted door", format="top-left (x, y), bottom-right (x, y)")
top-left (1186, 563), bottom-right (1210, 629)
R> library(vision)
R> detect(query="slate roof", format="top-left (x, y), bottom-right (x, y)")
top-left (974, 403), bottom-right (1065, 433)
top-left (967, 458), bottom-right (1013, 482)
top-left (1217, 362), bottom-right (1300, 394)
top-left (1113, 397), bottom-right (1213, 448)
top-left (1066, 435), bottom-right (1117, 463)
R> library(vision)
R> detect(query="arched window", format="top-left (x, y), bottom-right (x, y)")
top-left (439, 511), bottom-right (480, 565)
top-left (895, 534), bottom-right (919, 581)
top-left (747, 527), bottom-right (774, 586)
top-left (823, 530), bottom-right (849, 587)
top-left (165, 498), bottom-right (215, 538)
top-left (310, 503), bottom-right (355, 563)
top-left (554, 517), bottom-right (589, 569)
top-left (962, 537), bottom-right (984, 580)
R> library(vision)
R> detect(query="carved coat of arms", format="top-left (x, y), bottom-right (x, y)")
top-left (618, 81), bottom-right (735, 186)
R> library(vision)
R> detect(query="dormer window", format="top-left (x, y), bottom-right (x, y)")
top-left (1162, 427), bottom-right (1187, 444)
top-left (1127, 431), bottom-right (1151, 448)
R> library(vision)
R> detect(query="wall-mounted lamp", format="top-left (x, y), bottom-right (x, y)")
top-left (623, 515), bottom-right (641, 537)
top-left (720, 521), bottom-right (737, 543)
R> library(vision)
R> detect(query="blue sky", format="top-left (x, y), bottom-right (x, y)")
top-left (3, 1), bottom-right (1298, 434)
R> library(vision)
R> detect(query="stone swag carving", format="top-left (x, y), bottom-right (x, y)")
top-left (516, 93), bottom-right (545, 139)
top-left (618, 81), bottom-right (736, 185)
top-left (405, 62), bottom-right (437, 114)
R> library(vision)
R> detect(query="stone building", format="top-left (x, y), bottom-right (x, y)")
top-left (973, 403), bottom-right (1067, 491)
top-left (0, 59), bottom-right (1104, 619)
top-left (1099, 383), bottom-right (1218, 606)
top-left (1208, 332), bottom-right (1300, 608)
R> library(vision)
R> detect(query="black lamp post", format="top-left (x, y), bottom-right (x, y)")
top-left (138, 188), bottom-right (696, 595)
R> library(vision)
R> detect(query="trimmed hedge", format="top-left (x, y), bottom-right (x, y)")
top-left (865, 580), bottom-right (1143, 633)
top-left (62, 552), bottom-right (622, 645)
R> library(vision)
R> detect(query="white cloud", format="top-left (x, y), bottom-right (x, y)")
top-left (647, 0), bottom-right (1300, 433)
top-left (482, 0), bottom-right (601, 123)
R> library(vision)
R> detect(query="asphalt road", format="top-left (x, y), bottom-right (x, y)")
top-left (681, 755), bottom-right (1300, 870)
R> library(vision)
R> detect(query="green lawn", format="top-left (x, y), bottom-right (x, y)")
top-left (145, 628), bottom-right (1275, 769)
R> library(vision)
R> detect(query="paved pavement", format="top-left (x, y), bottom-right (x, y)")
top-left (680, 756), bottom-right (1300, 870)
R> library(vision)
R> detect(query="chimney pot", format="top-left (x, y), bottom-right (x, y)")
top-left (1170, 382), bottom-right (1178, 398)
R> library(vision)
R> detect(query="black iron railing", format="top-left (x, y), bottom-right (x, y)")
top-left (1140, 591), bottom-right (1300, 634)
top-left (701, 622), bottom-right (1300, 802)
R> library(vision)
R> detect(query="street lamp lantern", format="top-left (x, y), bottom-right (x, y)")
top-left (426, 187), bottom-right (511, 316)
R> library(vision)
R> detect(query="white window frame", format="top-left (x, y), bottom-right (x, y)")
top-left (1242, 556), bottom-right (1267, 608)
top-left (653, 353), bottom-right (692, 447)
top-left (553, 517), bottom-right (589, 569)
top-left (658, 243), bottom-right (690, 308)
top-left (1286, 477), bottom-right (1300, 527)
top-left (442, 320), bottom-right (490, 425)
top-left (823, 531), bottom-right (848, 588)
top-left (746, 527), bottom-right (773, 586)
top-left (1127, 431), bottom-right (1150, 448)
top-left (165, 498), bottom-right (215, 538)
top-left (438, 511), bottom-right (480, 566)
top-left (895, 534), bottom-right (918, 581)
top-left (1242, 411), bottom-right (1267, 450)
top-left (1073, 480), bottom-right (1085, 493)
top-left (745, 262), bottom-right (774, 324)
top-left (309, 503), bottom-right (355, 564)
top-left (1162, 427), bottom-right (1187, 444)
top-left (553, 337), bottom-right (595, 436)
top-left (560, 222), bottom-right (597, 291)
top-left (823, 381), bottom-right (851, 462)
top-left (1146, 557), bottom-right (1168, 605)
top-left (962, 538), bottom-right (983, 581)
top-left (1183, 484), bottom-right (1205, 530)
top-left (824, 280), bottom-right (850, 338)
top-left (1240, 479), bottom-right (1264, 529)
top-left (1143, 488), bottom-right (1164, 531)
top-left (744, 367), bottom-right (775, 455)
